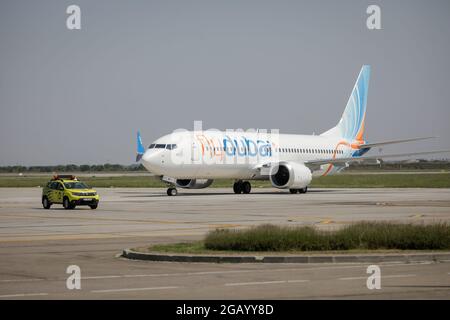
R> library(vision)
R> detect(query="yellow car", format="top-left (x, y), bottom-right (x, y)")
top-left (42, 175), bottom-right (100, 210)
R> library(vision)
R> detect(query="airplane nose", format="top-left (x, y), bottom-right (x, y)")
top-left (141, 151), bottom-right (161, 171)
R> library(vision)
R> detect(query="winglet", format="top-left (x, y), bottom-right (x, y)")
top-left (136, 131), bottom-right (145, 162)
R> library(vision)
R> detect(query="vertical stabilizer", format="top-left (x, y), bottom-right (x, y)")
top-left (321, 65), bottom-right (370, 143)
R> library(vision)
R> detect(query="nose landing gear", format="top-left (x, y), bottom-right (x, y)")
top-left (167, 187), bottom-right (178, 196)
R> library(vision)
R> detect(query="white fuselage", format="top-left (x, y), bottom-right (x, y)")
top-left (141, 130), bottom-right (361, 179)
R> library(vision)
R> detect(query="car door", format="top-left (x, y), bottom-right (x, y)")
top-left (43, 182), bottom-right (52, 201)
top-left (47, 182), bottom-right (57, 203)
top-left (54, 182), bottom-right (65, 203)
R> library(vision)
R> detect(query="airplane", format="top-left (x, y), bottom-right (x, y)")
top-left (136, 65), bottom-right (448, 196)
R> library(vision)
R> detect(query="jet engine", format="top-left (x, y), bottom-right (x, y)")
top-left (269, 162), bottom-right (312, 189)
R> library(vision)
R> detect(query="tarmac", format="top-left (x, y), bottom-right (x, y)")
top-left (0, 187), bottom-right (449, 299)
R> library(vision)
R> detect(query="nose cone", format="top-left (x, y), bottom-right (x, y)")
top-left (141, 150), bottom-right (161, 172)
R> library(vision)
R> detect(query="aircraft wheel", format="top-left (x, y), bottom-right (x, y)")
top-left (233, 181), bottom-right (243, 194)
top-left (167, 187), bottom-right (178, 196)
top-left (299, 187), bottom-right (308, 194)
top-left (242, 181), bottom-right (251, 194)
top-left (289, 189), bottom-right (298, 194)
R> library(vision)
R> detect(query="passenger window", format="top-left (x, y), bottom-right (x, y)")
top-left (57, 183), bottom-right (64, 191)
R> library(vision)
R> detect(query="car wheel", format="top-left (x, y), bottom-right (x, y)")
top-left (63, 197), bottom-right (72, 210)
top-left (89, 204), bottom-right (98, 209)
top-left (42, 197), bottom-right (51, 209)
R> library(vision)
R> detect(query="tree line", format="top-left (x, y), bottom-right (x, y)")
top-left (0, 164), bottom-right (146, 173)
top-left (0, 160), bottom-right (448, 174)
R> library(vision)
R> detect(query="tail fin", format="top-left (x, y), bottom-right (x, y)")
top-left (136, 131), bottom-right (145, 162)
top-left (321, 65), bottom-right (371, 143)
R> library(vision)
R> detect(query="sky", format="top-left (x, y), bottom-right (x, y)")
top-left (0, 0), bottom-right (449, 165)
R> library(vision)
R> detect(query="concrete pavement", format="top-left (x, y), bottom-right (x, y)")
top-left (0, 187), bottom-right (449, 299)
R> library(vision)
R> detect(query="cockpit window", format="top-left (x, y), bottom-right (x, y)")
top-left (149, 144), bottom-right (155, 149)
top-left (166, 144), bottom-right (177, 150)
top-left (155, 144), bottom-right (166, 148)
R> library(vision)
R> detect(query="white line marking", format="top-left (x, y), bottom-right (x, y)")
top-left (0, 293), bottom-right (48, 298)
top-left (339, 274), bottom-right (416, 281)
top-left (0, 279), bottom-right (44, 283)
top-left (91, 286), bottom-right (180, 293)
top-left (287, 279), bottom-right (310, 283)
top-left (225, 281), bottom-right (286, 287)
top-left (225, 279), bottom-right (309, 287)
top-left (83, 275), bottom-right (122, 280)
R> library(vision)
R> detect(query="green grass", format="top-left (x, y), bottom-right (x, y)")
top-left (311, 173), bottom-right (450, 188)
top-left (0, 173), bottom-right (449, 188)
top-left (0, 176), bottom-right (165, 188)
top-left (204, 223), bottom-right (450, 251)
top-left (139, 242), bottom-right (443, 255)
top-left (142, 242), bottom-right (207, 254)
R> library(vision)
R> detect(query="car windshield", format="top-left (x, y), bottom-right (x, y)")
top-left (64, 182), bottom-right (89, 189)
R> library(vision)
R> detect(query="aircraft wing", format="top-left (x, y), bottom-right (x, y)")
top-left (304, 149), bottom-right (450, 168)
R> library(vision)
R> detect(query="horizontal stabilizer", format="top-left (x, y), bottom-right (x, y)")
top-left (304, 149), bottom-right (450, 167)
top-left (360, 136), bottom-right (437, 149)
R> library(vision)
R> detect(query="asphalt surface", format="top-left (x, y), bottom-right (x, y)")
top-left (0, 187), bottom-right (449, 299)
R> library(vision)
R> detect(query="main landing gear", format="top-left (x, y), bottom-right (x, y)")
top-left (233, 180), bottom-right (251, 194)
top-left (289, 187), bottom-right (308, 194)
top-left (167, 187), bottom-right (178, 196)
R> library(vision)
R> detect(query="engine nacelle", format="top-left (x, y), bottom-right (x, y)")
top-left (269, 162), bottom-right (312, 189)
top-left (175, 179), bottom-right (214, 189)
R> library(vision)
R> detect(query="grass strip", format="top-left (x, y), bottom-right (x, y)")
top-left (0, 173), bottom-right (449, 188)
top-left (204, 222), bottom-right (450, 251)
